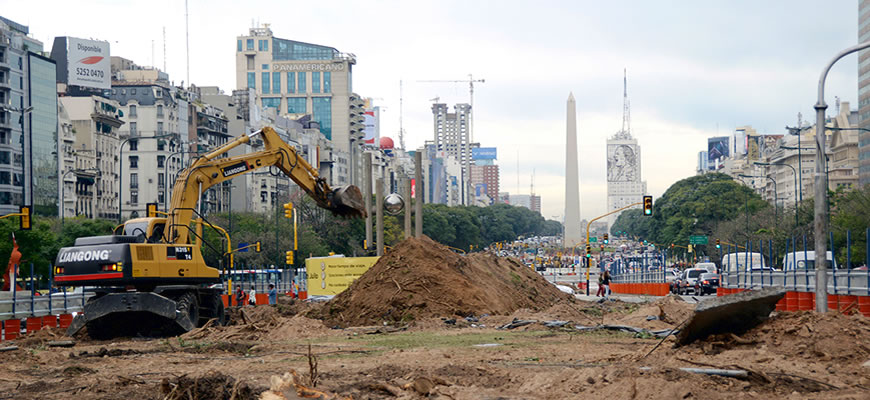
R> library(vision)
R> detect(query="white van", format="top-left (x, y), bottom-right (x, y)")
top-left (695, 262), bottom-right (718, 274)
top-left (721, 252), bottom-right (767, 273)
top-left (782, 251), bottom-right (837, 270)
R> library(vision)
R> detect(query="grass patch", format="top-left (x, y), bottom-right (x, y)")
top-left (334, 330), bottom-right (565, 351)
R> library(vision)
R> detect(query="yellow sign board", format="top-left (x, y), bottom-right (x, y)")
top-left (306, 256), bottom-right (379, 296)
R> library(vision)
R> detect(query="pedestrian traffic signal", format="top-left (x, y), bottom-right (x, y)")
top-left (255, 241), bottom-right (261, 252)
top-left (603, 233), bottom-right (609, 244)
top-left (285, 250), bottom-right (294, 264)
top-left (715, 239), bottom-right (721, 249)
top-left (283, 202), bottom-right (293, 218)
top-left (643, 195), bottom-right (653, 216)
top-left (585, 245), bottom-right (592, 258)
top-left (19, 206), bottom-right (30, 230)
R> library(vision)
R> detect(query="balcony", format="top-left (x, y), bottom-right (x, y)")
top-left (0, 56), bottom-right (8, 71)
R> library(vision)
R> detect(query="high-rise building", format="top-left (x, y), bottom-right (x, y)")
top-left (469, 147), bottom-right (498, 205)
top-left (432, 103), bottom-right (473, 204)
top-left (234, 24), bottom-right (355, 152)
top-left (860, 1), bottom-right (870, 186)
top-left (0, 17), bottom-right (58, 216)
top-left (606, 72), bottom-right (646, 231)
top-left (564, 93), bottom-right (582, 246)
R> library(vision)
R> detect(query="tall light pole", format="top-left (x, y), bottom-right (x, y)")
top-left (755, 162), bottom-right (798, 229)
top-left (60, 168), bottom-right (100, 225)
top-left (738, 174), bottom-right (777, 223)
top-left (812, 40), bottom-right (870, 312)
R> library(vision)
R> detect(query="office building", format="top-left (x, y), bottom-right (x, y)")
top-left (235, 24), bottom-right (355, 154)
top-left (859, 1), bottom-right (870, 186)
top-left (432, 103), bottom-right (473, 204)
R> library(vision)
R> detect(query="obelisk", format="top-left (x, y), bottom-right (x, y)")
top-left (564, 93), bottom-right (582, 247)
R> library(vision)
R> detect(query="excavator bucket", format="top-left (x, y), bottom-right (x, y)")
top-left (331, 185), bottom-right (367, 218)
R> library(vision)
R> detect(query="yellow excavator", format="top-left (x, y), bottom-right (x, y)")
top-left (55, 127), bottom-right (365, 338)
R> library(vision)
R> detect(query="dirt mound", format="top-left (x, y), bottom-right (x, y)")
top-left (184, 305), bottom-right (333, 342)
top-left (724, 311), bottom-right (870, 364)
top-left (317, 236), bottom-right (573, 327)
top-left (12, 326), bottom-right (64, 347)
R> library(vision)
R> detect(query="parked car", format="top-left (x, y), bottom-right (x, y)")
top-left (678, 268), bottom-right (707, 295)
top-left (693, 273), bottom-right (720, 295)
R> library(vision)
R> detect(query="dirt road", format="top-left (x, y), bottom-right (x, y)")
top-left (2, 296), bottom-right (868, 400)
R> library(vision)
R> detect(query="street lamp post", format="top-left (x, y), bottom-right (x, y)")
top-left (755, 162), bottom-right (799, 230)
top-left (118, 134), bottom-right (174, 222)
top-left (738, 174), bottom-right (778, 223)
top-left (812, 40), bottom-right (870, 313)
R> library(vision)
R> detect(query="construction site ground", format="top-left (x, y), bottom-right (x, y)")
top-left (2, 238), bottom-right (869, 399)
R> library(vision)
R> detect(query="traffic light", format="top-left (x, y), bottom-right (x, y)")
top-left (715, 239), bottom-right (721, 249)
top-left (643, 195), bottom-right (653, 216)
top-left (19, 205), bottom-right (30, 230)
top-left (255, 241), bottom-right (261, 252)
top-left (283, 202), bottom-right (293, 218)
top-left (585, 244), bottom-right (592, 258)
top-left (687, 244), bottom-right (693, 253)
top-left (146, 202), bottom-right (158, 218)
top-left (671, 243), bottom-right (675, 249)
top-left (603, 233), bottom-right (609, 244)
top-left (285, 250), bottom-right (294, 264)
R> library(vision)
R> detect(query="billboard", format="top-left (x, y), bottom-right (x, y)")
top-left (306, 256), bottom-right (380, 296)
top-left (475, 183), bottom-right (488, 197)
top-left (472, 147), bottom-right (497, 160)
top-left (66, 37), bottom-right (111, 89)
top-left (707, 136), bottom-right (729, 169)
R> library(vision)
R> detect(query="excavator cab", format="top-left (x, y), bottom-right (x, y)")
top-left (113, 218), bottom-right (167, 243)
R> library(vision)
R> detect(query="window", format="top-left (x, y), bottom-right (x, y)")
top-left (298, 72), bottom-right (306, 93)
top-left (130, 173), bottom-right (138, 188)
top-left (158, 192), bottom-right (164, 204)
top-left (129, 139), bottom-right (138, 151)
top-left (247, 72), bottom-right (256, 89)
top-left (272, 72), bottom-right (281, 93)
top-left (157, 140), bottom-right (165, 151)
top-left (287, 98), bottom-right (306, 113)
top-left (157, 105), bottom-right (164, 118)
top-left (157, 122), bottom-right (164, 134)
top-left (312, 71), bottom-right (320, 93)
top-left (259, 40), bottom-right (268, 51)
top-left (246, 38), bottom-right (254, 50)
top-left (262, 98), bottom-right (281, 109)
top-left (157, 155), bottom-right (165, 168)
top-left (246, 55), bottom-right (254, 70)
top-left (0, 171), bottom-right (9, 185)
top-left (129, 105), bottom-right (137, 117)
top-left (287, 72), bottom-right (295, 93)
top-left (131, 192), bottom-right (138, 204)
top-left (237, 40), bottom-right (242, 52)
top-left (158, 174), bottom-right (165, 187)
top-left (129, 122), bottom-right (137, 136)
top-left (129, 156), bottom-right (139, 168)
top-left (131, 88), bottom-right (136, 95)
top-left (262, 72), bottom-right (270, 94)
top-left (312, 97), bottom-right (332, 140)
top-left (323, 72), bottom-right (331, 93)
top-left (262, 64), bottom-right (269, 70)
top-left (1, 151), bottom-right (11, 165)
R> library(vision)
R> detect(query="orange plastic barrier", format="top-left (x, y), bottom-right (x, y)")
top-left (827, 295), bottom-right (839, 312)
top-left (858, 296), bottom-right (870, 317)
top-left (42, 315), bottom-right (57, 329)
top-left (25, 317), bottom-right (42, 334)
top-left (299, 291), bottom-right (308, 300)
top-left (797, 292), bottom-right (814, 311)
top-left (255, 293), bottom-right (268, 305)
top-left (838, 295), bottom-right (858, 314)
top-left (785, 292), bottom-right (797, 311)
top-left (58, 314), bottom-right (73, 329)
top-left (4, 319), bottom-right (20, 340)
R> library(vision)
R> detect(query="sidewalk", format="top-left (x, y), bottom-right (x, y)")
top-left (574, 293), bottom-right (664, 303)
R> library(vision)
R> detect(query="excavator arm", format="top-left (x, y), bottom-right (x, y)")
top-left (167, 127), bottom-right (365, 245)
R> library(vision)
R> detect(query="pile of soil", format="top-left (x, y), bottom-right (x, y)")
top-left (185, 304), bottom-right (333, 342)
top-left (726, 311), bottom-right (870, 364)
top-left (612, 295), bottom-right (693, 330)
top-left (318, 236), bottom-right (573, 327)
top-left (159, 371), bottom-right (260, 400)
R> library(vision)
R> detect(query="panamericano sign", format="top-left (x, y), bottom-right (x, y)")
top-left (272, 63), bottom-right (345, 72)
top-left (67, 37), bottom-right (111, 90)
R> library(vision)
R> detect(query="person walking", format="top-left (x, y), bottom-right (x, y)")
top-left (602, 270), bottom-right (612, 298)
top-left (596, 273), bottom-right (606, 297)
top-left (234, 284), bottom-right (244, 307)
top-left (247, 285), bottom-right (257, 306)
top-left (268, 283), bottom-right (277, 305)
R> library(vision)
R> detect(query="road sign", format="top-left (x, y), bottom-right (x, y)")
top-left (589, 237), bottom-right (597, 243)
top-left (689, 235), bottom-right (708, 245)
top-left (238, 242), bottom-right (249, 252)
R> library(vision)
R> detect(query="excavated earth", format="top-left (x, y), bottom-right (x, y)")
top-left (1, 238), bottom-right (869, 399)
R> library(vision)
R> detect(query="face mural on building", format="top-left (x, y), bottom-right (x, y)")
top-left (607, 144), bottom-right (637, 182)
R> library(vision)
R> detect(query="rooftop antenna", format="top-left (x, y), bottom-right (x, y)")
top-left (151, 40), bottom-right (155, 69)
top-left (621, 68), bottom-right (630, 135)
top-left (185, 0), bottom-right (190, 87)
top-left (162, 26), bottom-right (167, 72)
top-left (398, 80), bottom-right (405, 149)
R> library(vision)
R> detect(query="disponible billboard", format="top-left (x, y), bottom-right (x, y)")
top-left (472, 147), bottom-right (497, 160)
top-left (67, 37), bottom-right (110, 89)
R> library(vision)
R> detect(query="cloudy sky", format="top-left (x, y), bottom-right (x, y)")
top-left (3, 0), bottom-right (860, 221)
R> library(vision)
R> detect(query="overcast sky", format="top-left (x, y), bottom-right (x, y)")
top-left (3, 0), bottom-right (861, 221)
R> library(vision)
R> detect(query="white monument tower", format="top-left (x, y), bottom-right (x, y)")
top-left (607, 70), bottom-right (646, 231)
top-left (564, 93), bottom-right (582, 246)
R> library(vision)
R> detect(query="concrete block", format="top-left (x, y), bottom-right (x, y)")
top-left (675, 286), bottom-right (786, 346)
